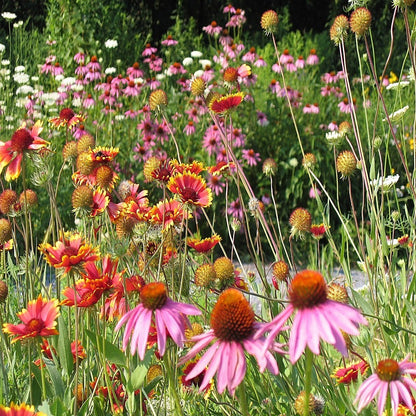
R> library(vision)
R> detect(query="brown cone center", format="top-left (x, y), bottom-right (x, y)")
top-left (210, 288), bottom-right (254, 341)
top-left (289, 270), bottom-right (327, 309)
top-left (140, 282), bottom-right (167, 310)
top-left (376, 359), bottom-right (401, 381)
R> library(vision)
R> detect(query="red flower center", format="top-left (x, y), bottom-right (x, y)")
top-left (11, 128), bottom-right (34, 152)
top-left (289, 270), bottom-right (327, 309)
top-left (376, 359), bottom-right (401, 381)
top-left (210, 288), bottom-right (254, 341)
top-left (140, 282), bottom-right (167, 310)
top-left (59, 108), bottom-right (75, 121)
top-left (27, 318), bottom-right (43, 333)
top-left (181, 187), bottom-right (199, 203)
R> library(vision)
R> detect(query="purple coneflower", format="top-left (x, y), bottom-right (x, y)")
top-left (179, 288), bottom-right (284, 395)
top-left (355, 355), bottom-right (416, 416)
top-left (257, 270), bottom-right (367, 364)
top-left (115, 282), bottom-right (201, 360)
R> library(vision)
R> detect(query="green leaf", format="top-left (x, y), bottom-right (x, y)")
top-left (84, 328), bottom-right (126, 367)
top-left (57, 315), bottom-right (73, 376)
top-left (126, 349), bottom-right (152, 393)
top-left (45, 359), bottom-right (65, 397)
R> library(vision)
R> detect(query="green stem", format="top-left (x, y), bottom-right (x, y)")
top-left (164, 351), bottom-right (184, 416)
top-left (37, 341), bottom-right (46, 401)
top-left (236, 382), bottom-right (250, 416)
top-left (303, 347), bottom-right (314, 416)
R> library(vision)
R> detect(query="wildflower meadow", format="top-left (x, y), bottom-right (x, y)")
top-left (0, 1), bottom-right (416, 415)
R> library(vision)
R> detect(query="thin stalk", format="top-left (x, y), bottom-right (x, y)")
top-left (303, 348), bottom-right (314, 416)
top-left (37, 342), bottom-right (47, 401)
top-left (236, 382), bottom-right (250, 416)
top-left (164, 351), bottom-right (184, 416)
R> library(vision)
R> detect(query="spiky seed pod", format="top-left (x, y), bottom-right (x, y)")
top-left (0, 218), bottom-right (12, 244)
top-left (0, 189), bottom-right (18, 215)
top-left (72, 185), bottom-right (94, 210)
top-left (350, 7), bottom-right (372, 37)
top-left (336, 150), bottom-right (357, 178)
top-left (330, 15), bottom-right (349, 45)
top-left (338, 121), bottom-right (352, 136)
top-left (76, 134), bottom-right (95, 154)
top-left (294, 391), bottom-right (315, 415)
top-left (273, 260), bottom-right (290, 282)
top-left (260, 10), bottom-right (279, 35)
top-left (0, 280), bottom-right (8, 303)
top-left (76, 151), bottom-right (94, 175)
top-left (289, 208), bottom-right (312, 236)
top-left (146, 364), bottom-right (163, 384)
top-left (194, 263), bottom-right (216, 287)
top-left (185, 322), bottom-right (204, 347)
top-left (262, 158), bottom-right (277, 176)
top-left (302, 153), bottom-right (317, 169)
top-left (115, 216), bottom-right (136, 239)
top-left (213, 257), bottom-right (235, 288)
top-left (149, 89), bottom-right (168, 111)
top-left (95, 165), bottom-right (114, 190)
top-left (19, 189), bottom-right (38, 210)
top-left (62, 141), bottom-right (78, 161)
top-left (143, 156), bottom-right (161, 182)
top-left (190, 77), bottom-right (206, 96)
top-left (327, 283), bottom-right (349, 303)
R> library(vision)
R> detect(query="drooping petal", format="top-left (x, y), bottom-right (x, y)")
top-left (289, 310), bottom-right (309, 363)
top-left (155, 309), bottom-right (167, 356)
top-left (5, 154), bottom-right (22, 181)
top-left (376, 382), bottom-right (388, 416)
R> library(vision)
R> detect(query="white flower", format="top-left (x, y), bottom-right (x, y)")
top-left (199, 59), bottom-right (212, 68)
top-left (31, 75), bottom-right (39, 81)
top-left (13, 20), bottom-right (23, 28)
top-left (72, 98), bottom-right (82, 107)
top-left (42, 92), bottom-right (60, 106)
top-left (386, 80), bottom-right (410, 90)
top-left (1, 12), bottom-right (17, 21)
top-left (155, 73), bottom-right (166, 81)
top-left (1, 60), bottom-right (10, 66)
top-left (182, 57), bottom-right (193, 66)
top-left (61, 76), bottom-right (76, 86)
top-left (16, 85), bottom-right (34, 95)
top-left (104, 39), bottom-right (118, 49)
top-left (191, 50), bottom-right (203, 58)
top-left (194, 69), bottom-right (204, 78)
top-left (0, 44), bottom-right (5, 53)
top-left (14, 65), bottom-right (25, 72)
top-left (71, 83), bottom-right (84, 92)
top-left (104, 67), bottom-right (116, 75)
top-left (383, 105), bottom-right (409, 122)
top-left (370, 174), bottom-right (400, 193)
top-left (55, 74), bottom-right (64, 82)
top-left (13, 72), bottom-right (29, 84)
top-left (288, 158), bottom-right (298, 168)
top-left (325, 131), bottom-right (343, 146)
top-left (5, 115), bottom-right (14, 121)
top-left (115, 114), bottom-right (125, 121)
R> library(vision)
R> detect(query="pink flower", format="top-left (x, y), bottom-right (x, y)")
top-left (322, 71), bottom-right (339, 83)
top-left (203, 21), bottom-right (222, 36)
top-left (115, 282), bottom-right (201, 360)
top-left (280, 49), bottom-right (293, 65)
top-left (161, 35), bottom-right (178, 46)
top-left (178, 289), bottom-right (284, 395)
top-left (285, 59), bottom-right (297, 72)
top-left (184, 121), bottom-right (196, 136)
top-left (355, 355), bottom-right (416, 416)
top-left (126, 62), bottom-right (144, 79)
top-left (309, 187), bottom-right (321, 199)
top-left (306, 49), bottom-right (319, 65)
top-left (242, 47), bottom-right (258, 63)
top-left (256, 110), bottom-right (269, 126)
top-left (142, 43), bottom-right (157, 56)
top-left (74, 52), bottom-right (85, 64)
top-left (227, 198), bottom-right (244, 220)
top-left (338, 98), bottom-right (356, 113)
top-left (295, 56), bottom-right (305, 69)
top-left (257, 270), bottom-right (367, 364)
top-left (242, 149), bottom-right (261, 166)
top-left (328, 121), bottom-right (338, 131)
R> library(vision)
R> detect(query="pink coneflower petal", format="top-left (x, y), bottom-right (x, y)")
top-left (394, 380), bottom-right (413, 411)
top-left (155, 309), bottom-right (167, 355)
top-left (377, 382), bottom-right (389, 416)
top-left (132, 308), bottom-right (152, 358)
top-left (200, 343), bottom-right (223, 390)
